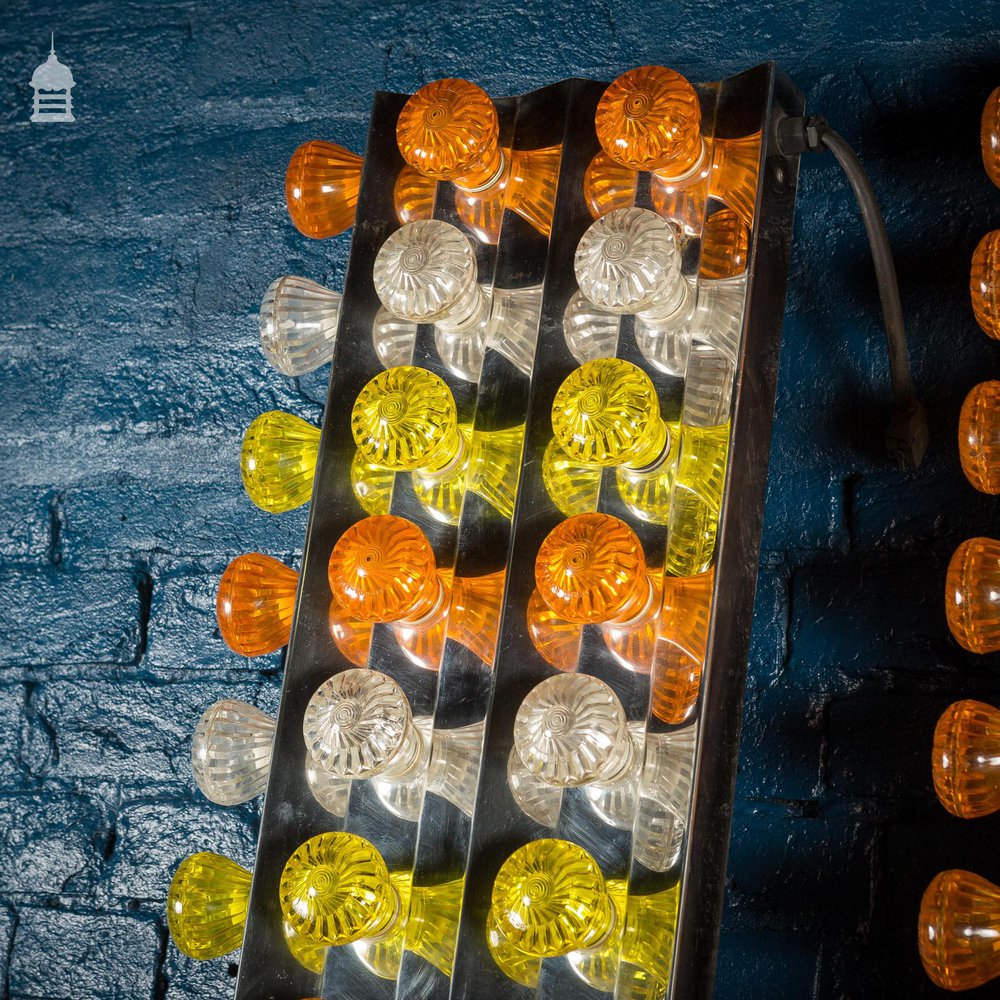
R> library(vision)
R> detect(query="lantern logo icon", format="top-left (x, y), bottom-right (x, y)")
top-left (30, 34), bottom-right (75, 123)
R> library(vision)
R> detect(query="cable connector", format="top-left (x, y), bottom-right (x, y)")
top-left (776, 114), bottom-right (830, 155)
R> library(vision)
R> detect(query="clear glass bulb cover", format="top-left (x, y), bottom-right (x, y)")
top-left (167, 852), bottom-right (251, 961)
top-left (508, 744), bottom-right (562, 826)
top-left (373, 220), bottom-right (481, 325)
top-left (191, 699), bottom-right (275, 806)
top-left (425, 721), bottom-right (483, 816)
top-left (574, 207), bottom-right (683, 318)
top-left (304, 750), bottom-right (351, 818)
top-left (241, 410), bottom-right (321, 514)
top-left (303, 668), bottom-right (418, 780)
top-left (514, 673), bottom-right (635, 786)
top-left (563, 289), bottom-right (621, 364)
top-left (489, 285), bottom-right (542, 375)
top-left (372, 306), bottom-right (417, 369)
top-left (372, 715), bottom-right (432, 821)
top-left (259, 275), bottom-right (341, 377)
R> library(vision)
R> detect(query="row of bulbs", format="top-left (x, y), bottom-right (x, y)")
top-left (170, 65), bottom-right (751, 994)
top-left (920, 85), bottom-right (1000, 993)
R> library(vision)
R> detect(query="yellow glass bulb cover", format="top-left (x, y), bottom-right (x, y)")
top-left (241, 410), bottom-right (321, 514)
top-left (285, 139), bottom-right (363, 239)
top-left (971, 230), bottom-right (1000, 340)
top-left (279, 832), bottom-right (396, 946)
top-left (166, 852), bottom-right (251, 961)
top-left (351, 366), bottom-right (461, 473)
top-left (535, 512), bottom-right (649, 625)
top-left (350, 448), bottom-right (395, 516)
top-left (328, 514), bottom-right (440, 623)
top-left (959, 381), bottom-right (1000, 494)
top-left (945, 537), bottom-right (1000, 653)
top-left (919, 869), bottom-right (1000, 991)
top-left (541, 437), bottom-right (601, 519)
top-left (491, 838), bottom-right (615, 958)
top-left (216, 552), bottom-right (298, 656)
top-left (595, 65), bottom-right (703, 176)
top-left (932, 699), bottom-right (1000, 819)
top-left (983, 87), bottom-right (1000, 189)
top-left (552, 358), bottom-right (667, 468)
top-left (396, 78), bottom-right (503, 191)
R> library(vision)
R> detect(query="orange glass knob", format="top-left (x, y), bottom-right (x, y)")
top-left (217, 553), bottom-right (298, 656)
top-left (699, 208), bottom-right (749, 279)
top-left (971, 230), bottom-right (1000, 339)
top-left (932, 700), bottom-right (1000, 819)
top-left (959, 381), bottom-right (1000, 494)
top-left (328, 515), bottom-right (439, 623)
top-left (396, 78), bottom-right (504, 191)
top-left (983, 88), bottom-right (1000, 188)
top-left (946, 537), bottom-right (1000, 654)
top-left (535, 513), bottom-right (648, 625)
top-left (595, 66), bottom-right (704, 177)
top-left (919, 869), bottom-right (1000, 990)
top-left (285, 140), bottom-right (363, 239)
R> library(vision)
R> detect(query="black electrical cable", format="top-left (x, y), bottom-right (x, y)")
top-left (777, 116), bottom-right (928, 470)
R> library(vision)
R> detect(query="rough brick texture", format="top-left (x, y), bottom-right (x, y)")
top-left (1, 2), bottom-right (998, 998)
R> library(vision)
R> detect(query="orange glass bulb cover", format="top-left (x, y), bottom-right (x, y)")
top-left (945, 537), bottom-right (1000, 654)
top-left (959, 381), bottom-right (1000, 494)
top-left (285, 140), bottom-right (363, 239)
top-left (217, 553), bottom-right (298, 656)
top-left (983, 88), bottom-right (1000, 189)
top-left (971, 230), bottom-right (1000, 340)
top-left (932, 699), bottom-right (1000, 819)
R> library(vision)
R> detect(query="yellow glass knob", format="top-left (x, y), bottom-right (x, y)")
top-left (959, 380), bottom-right (1000, 494)
top-left (328, 514), bottom-right (439, 623)
top-left (285, 140), bottom-right (363, 239)
top-left (396, 78), bottom-right (504, 191)
top-left (351, 366), bottom-right (461, 473)
top-left (241, 410), bottom-right (320, 514)
top-left (983, 88), bottom-right (1000, 189)
top-left (919, 869), bottom-right (1000, 990)
top-left (946, 537), bottom-right (1000, 653)
top-left (552, 359), bottom-right (667, 469)
top-left (491, 839), bottom-right (615, 957)
top-left (216, 552), bottom-right (298, 656)
top-left (167, 852), bottom-right (251, 960)
top-left (279, 832), bottom-right (397, 946)
top-left (595, 65), bottom-right (704, 177)
top-left (535, 512), bottom-right (648, 625)
top-left (932, 699), bottom-right (1000, 819)
top-left (971, 230), bottom-right (1000, 340)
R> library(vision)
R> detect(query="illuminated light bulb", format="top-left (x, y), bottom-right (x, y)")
top-left (526, 586), bottom-right (583, 672)
top-left (349, 448), bottom-right (394, 517)
top-left (945, 537), bottom-right (1000, 653)
top-left (241, 410), bottom-right (320, 514)
top-left (959, 381), bottom-right (1000, 494)
top-left (393, 163), bottom-right (437, 225)
top-left (932, 699), bottom-right (1000, 819)
top-left (304, 750), bottom-right (350, 818)
top-left (191, 699), bottom-right (275, 806)
top-left (983, 88), bottom-right (1000, 189)
top-left (699, 207), bottom-right (749, 279)
top-left (595, 65), bottom-right (760, 227)
top-left (285, 140), bottom-right (363, 239)
top-left (166, 852), bottom-right (251, 960)
top-left (216, 552), bottom-right (298, 656)
top-left (651, 568), bottom-right (713, 725)
top-left (259, 275), bottom-right (341, 377)
top-left (919, 869), bottom-right (1000, 991)
top-left (279, 832), bottom-right (397, 946)
top-left (971, 230), bottom-right (1000, 339)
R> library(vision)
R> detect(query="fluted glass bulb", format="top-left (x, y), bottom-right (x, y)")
top-left (285, 140), bottom-right (363, 239)
top-left (167, 852), bottom-right (251, 960)
top-left (491, 839), bottom-right (615, 957)
top-left (280, 832), bottom-right (396, 946)
top-left (259, 275), bottom-right (341, 376)
top-left (191, 699), bottom-right (275, 806)
top-left (932, 699), bottom-right (1000, 819)
top-left (447, 571), bottom-right (506, 666)
top-left (514, 673), bottom-right (637, 787)
top-left (216, 552), bottom-right (298, 656)
top-left (488, 285), bottom-right (543, 376)
top-left (507, 743), bottom-right (562, 827)
top-left (393, 163), bottom-right (437, 225)
top-left (946, 537), bottom-right (1000, 653)
top-left (349, 448), bottom-right (394, 517)
top-left (526, 586), bottom-right (583, 672)
top-left (241, 410), bottom-right (320, 514)
top-left (563, 289), bottom-right (621, 364)
top-left (700, 208), bottom-right (749, 279)
top-left (304, 751), bottom-right (351, 818)
top-left (919, 869), bottom-right (1000, 990)
top-left (540, 437), bottom-right (601, 519)
top-left (971, 230), bottom-right (1000, 339)
top-left (535, 512), bottom-right (649, 625)
top-left (396, 78), bottom-right (504, 191)
top-left (283, 918), bottom-right (327, 974)
top-left (372, 306), bottom-right (418, 370)
top-left (583, 150), bottom-right (638, 220)
top-left (304, 668), bottom-right (421, 782)
top-left (959, 381), bottom-right (1000, 494)
top-left (983, 88), bottom-right (1000, 189)
top-left (425, 722), bottom-right (483, 816)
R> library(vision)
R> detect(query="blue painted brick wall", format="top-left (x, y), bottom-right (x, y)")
top-left (1, 2), bottom-right (998, 996)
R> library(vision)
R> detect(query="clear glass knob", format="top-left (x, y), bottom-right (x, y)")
top-left (562, 290), bottom-right (620, 364)
top-left (426, 721), bottom-right (484, 816)
top-left (304, 751), bottom-right (350, 818)
top-left (372, 306), bottom-right (417, 369)
top-left (303, 668), bottom-right (422, 780)
top-left (507, 744), bottom-right (561, 827)
top-left (259, 275), bottom-right (341, 377)
top-left (191, 700), bottom-right (275, 806)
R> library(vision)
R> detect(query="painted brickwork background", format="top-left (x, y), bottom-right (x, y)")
top-left (0, 1), bottom-right (998, 996)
